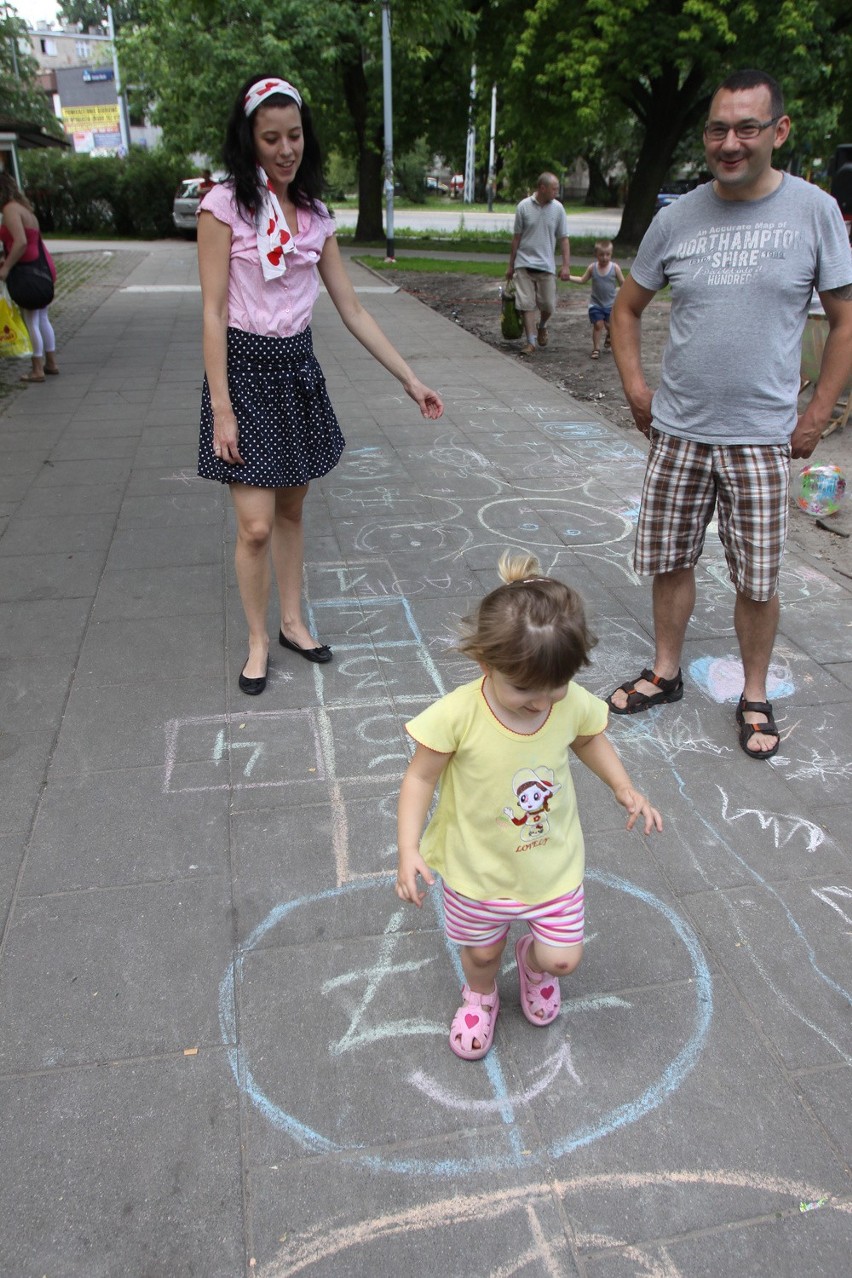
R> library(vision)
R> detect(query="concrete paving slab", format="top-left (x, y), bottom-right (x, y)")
top-left (104, 523), bottom-right (223, 571)
top-left (0, 1054), bottom-right (243, 1278)
top-left (0, 876), bottom-right (234, 1070)
top-left (93, 563), bottom-right (223, 621)
top-left (23, 768), bottom-right (230, 893)
top-left (0, 549), bottom-right (104, 601)
top-left (13, 481), bottom-right (126, 518)
top-left (0, 597), bottom-right (91, 673)
top-left (0, 512), bottom-right (118, 558)
top-left (49, 676), bottom-right (229, 775)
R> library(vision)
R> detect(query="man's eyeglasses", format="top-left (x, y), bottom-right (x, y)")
top-left (703, 117), bottom-right (781, 142)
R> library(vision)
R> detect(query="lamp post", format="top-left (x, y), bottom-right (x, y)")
top-left (463, 62), bottom-right (476, 204)
top-left (486, 82), bottom-right (497, 212)
top-left (381, 0), bottom-right (395, 261)
top-left (107, 4), bottom-right (131, 154)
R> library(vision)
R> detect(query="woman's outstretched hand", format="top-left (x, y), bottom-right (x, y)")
top-left (406, 378), bottom-right (444, 419)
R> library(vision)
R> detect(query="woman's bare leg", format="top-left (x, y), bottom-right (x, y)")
top-left (230, 484), bottom-right (275, 678)
top-left (270, 483), bottom-right (321, 650)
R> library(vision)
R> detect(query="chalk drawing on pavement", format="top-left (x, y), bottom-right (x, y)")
top-left (217, 869), bottom-right (712, 1177)
top-left (259, 1172), bottom-right (852, 1278)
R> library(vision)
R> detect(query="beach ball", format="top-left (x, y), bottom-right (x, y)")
top-left (793, 464), bottom-right (846, 517)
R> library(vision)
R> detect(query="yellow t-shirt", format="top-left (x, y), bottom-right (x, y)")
top-left (405, 676), bottom-right (609, 904)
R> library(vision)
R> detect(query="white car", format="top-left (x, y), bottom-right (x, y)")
top-left (172, 178), bottom-right (209, 236)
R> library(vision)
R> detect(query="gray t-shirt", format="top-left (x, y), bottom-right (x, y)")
top-left (514, 196), bottom-right (569, 274)
top-left (630, 174), bottom-right (852, 443)
top-left (590, 262), bottom-right (618, 311)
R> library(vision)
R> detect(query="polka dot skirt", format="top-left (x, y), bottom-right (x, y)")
top-left (198, 326), bottom-right (345, 488)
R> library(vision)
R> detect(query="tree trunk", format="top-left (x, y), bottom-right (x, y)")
top-left (584, 154), bottom-right (612, 206)
top-left (616, 67), bottom-right (709, 247)
top-left (356, 147), bottom-right (383, 241)
top-left (340, 43), bottom-right (384, 242)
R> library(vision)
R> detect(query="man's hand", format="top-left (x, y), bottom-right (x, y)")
top-left (626, 385), bottom-right (654, 437)
top-left (790, 410), bottom-right (825, 459)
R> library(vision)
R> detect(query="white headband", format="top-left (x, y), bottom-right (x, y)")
top-left (243, 78), bottom-right (302, 117)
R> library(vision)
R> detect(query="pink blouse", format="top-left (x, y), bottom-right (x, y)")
top-left (199, 182), bottom-right (335, 338)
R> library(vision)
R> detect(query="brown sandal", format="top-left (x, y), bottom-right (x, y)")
top-left (607, 667), bottom-right (684, 715)
top-left (735, 696), bottom-right (780, 760)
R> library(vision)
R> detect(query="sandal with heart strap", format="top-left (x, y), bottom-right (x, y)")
top-left (607, 667), bottom-right (683, 716)
top-left (515, 933), bottom-right (561, 1026)
top-left (449, 983), bottom-right (500, 1060)
top-left (735, 694), bottom-right (780, 761)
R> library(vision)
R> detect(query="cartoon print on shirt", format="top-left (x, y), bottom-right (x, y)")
top-left (502, 767), bottom-right (561, 842)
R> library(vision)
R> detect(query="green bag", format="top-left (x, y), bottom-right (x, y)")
top-left (500, 280), bottom-right (523, 340)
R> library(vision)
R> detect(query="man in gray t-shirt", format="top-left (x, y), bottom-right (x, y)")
top-left (607, 68), bottom-right (852, 762)
top-left (506, 173), bottom-right (571, 355)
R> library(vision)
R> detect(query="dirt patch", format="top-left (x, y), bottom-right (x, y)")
top-left (392, 268), bottom-right (852, 582)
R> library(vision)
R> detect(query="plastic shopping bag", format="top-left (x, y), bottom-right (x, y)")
top-left (500, 279), bottom-right (523, 341)
top-left (0, 285), bottom-right (32, 358)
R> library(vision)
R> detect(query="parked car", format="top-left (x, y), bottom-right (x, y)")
top-left (654, 177), bottom-right (701, 215)
top-left (172, 178), bottom-right (203, 236)
top-left (449, 173), bottom-right (465, 197)
top-left (426, 175), bottom-right (449, 194)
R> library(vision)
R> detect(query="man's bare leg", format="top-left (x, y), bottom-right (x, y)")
top-left (609, 568), bottom-right (695, 710)
top-left (735, 590), bottom-right (780, 753)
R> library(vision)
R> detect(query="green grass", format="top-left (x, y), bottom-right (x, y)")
top-left (353, 247), bottom-right (617, 275)
top-left (355, 255), bottom-right (508, 277)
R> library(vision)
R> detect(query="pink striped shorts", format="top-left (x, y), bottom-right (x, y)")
top-left (442, 880), bottom-right (585, 947)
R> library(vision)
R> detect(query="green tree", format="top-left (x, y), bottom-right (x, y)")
top-left (118, 0), bottom-right (475, 239)
top-left (0, 5), bottom-right (64, 134)
top-left (57, 1), bottom-right (144, 32)
top-left (511, 0), bottom-right (849, 244)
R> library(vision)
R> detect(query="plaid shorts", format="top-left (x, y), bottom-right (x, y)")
top-left (635, 430), bottom-right (791, 601)
top-left (442, 880), bottom-right (584, 948)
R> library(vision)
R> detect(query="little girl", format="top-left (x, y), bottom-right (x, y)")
top-left (396, 552), bottom-right (661, 1061)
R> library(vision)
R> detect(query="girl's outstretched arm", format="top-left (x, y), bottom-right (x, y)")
top-left (571, 732), bottom-right (662, 835)
top-left (397, 743), bottom-right (452, 906)
top-left (318, 235), bottom-right (443, 419)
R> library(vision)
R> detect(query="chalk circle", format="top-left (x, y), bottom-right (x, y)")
top-left (219, 870), bottom-right (711, 1177)
top-left (478, 497), bottom-right (633, 548)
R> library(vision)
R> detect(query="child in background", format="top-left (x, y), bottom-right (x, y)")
top-left (570, 239), bottom-right (624, 359)
top-left (396, 553), bottom-right (661, 1061)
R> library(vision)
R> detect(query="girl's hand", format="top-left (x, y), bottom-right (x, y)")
top-left (396, 848), bottom-right (436, 907)
top-left (614, 785), bottom-right (662, 835)
top-left (212, 406), bottom-right (244, 465)
top-left (404, 377), bottom-right (444, 420)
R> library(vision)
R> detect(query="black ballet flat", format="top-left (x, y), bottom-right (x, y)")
top-left (238, 655), bottom-right (268, 695)
top-left (279, 630), bottom-right (333, 664)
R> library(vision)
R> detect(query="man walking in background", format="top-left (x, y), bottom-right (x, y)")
top-left (506, 173), bottom-right (571, 356)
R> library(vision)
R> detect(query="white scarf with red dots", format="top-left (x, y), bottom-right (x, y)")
top-left (243, 79), bottom-right (303, 280)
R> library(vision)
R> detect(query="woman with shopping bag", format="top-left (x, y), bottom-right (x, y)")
top-left (0, 173), bottom-right (59, 382)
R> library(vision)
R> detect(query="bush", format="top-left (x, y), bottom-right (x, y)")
top-left (20, 148), bottom-right (190, 238)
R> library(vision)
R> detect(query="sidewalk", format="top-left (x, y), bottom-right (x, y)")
top-left (1, 241), bottom-right (851, 1277)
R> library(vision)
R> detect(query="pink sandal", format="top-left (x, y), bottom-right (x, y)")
top-left (515, 933), bottom-right (561, 1026)
top-left (449, 984), bottom-right (500, 1060)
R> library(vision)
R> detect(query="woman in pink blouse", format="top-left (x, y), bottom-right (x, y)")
top-left (198, 74), bottom-right (443, 695)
